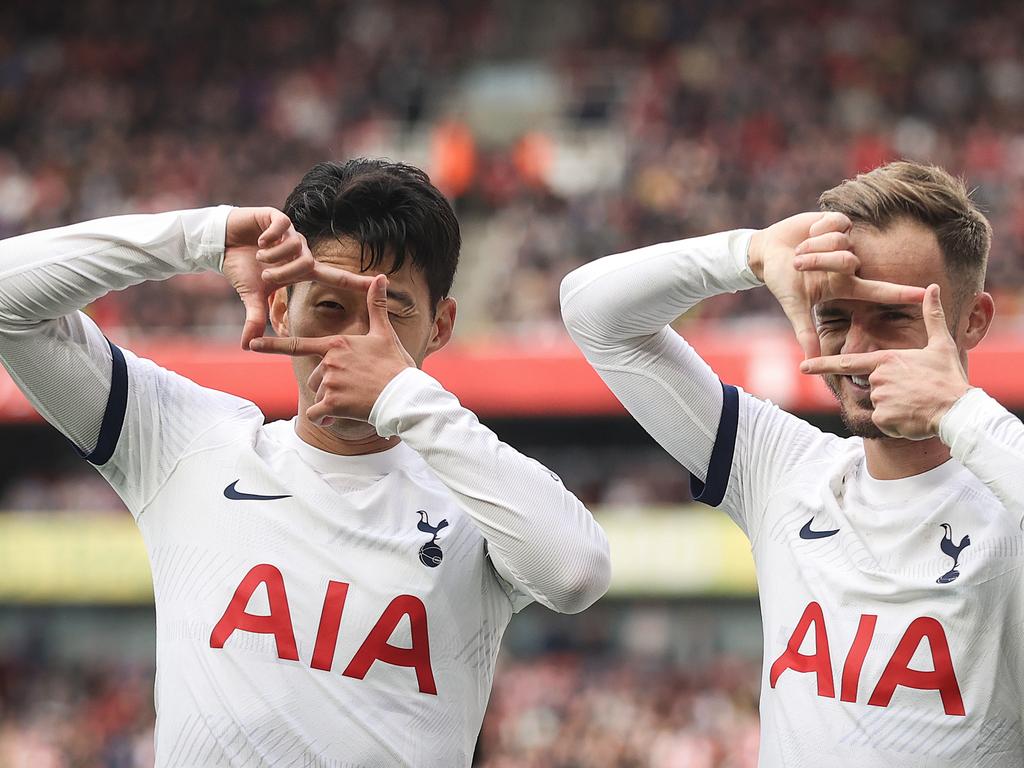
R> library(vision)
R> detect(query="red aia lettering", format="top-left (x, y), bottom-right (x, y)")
top-left (770, 604), bottom-right (964, 716)
top-left (209, 566), bottom-right (437, 695)
top-left (868, 617), bottom-right (965, 716)
top-left (840, 614), bottom-right (877, 703)
top-left (343, 595), bottom-right (437, 695)
top-left (769, 601), bottom-right (835, 698)
top-left (210, 564), bottom-right (299, 661)
top-left (311, 581), bottom-right (350, 672)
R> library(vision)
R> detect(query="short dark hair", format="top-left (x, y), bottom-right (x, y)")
top-left (283, 158), bottom-right (460, 306)
top-left (818, 161), bottom-right (991, 300)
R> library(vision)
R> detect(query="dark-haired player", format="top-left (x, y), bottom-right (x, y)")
top-left (562, 161), bottom-right (1024, 766)
top-left (0, 158), bottom-right (610, 767)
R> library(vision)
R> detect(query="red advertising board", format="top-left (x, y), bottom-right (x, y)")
top-left (0, 330), bottom-right (1020, 419)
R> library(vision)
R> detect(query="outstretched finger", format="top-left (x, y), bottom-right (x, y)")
top-left (310, 263), bottom-right (376, 293)
top-left (923, 284), bottom-right (953, 345)
top-left (258, 210), bottom-right (293, 248)
top-left (846, 277), bottom-right (927, 305)
top-left (366, 275), bottom-right (393, 335)
top-left (780, 298), bottom-right (821, 359)
top-left (808, 211), bottom-right (852, 238)
top-left (239, 292), bottom-right (268, 351)
top-left (799, 351), bottom-right (885, 376)
top-left (793, 250), bottom-right (859, 275)
top-left (248, 335), bottom-right (332, 357)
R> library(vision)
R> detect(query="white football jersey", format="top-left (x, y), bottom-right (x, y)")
top-left (117, 365), bottom-right (521, 767)
top-left (562, 229), bottom-right (1024, 767)
top-left (0, 207), bottom-right (611, 767)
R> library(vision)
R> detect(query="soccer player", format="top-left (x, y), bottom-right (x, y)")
top-left (561, 161), bottom-right (1024, 766)
top-left (0, 159), bottom-right (611, 767)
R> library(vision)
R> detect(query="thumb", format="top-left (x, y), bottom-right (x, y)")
top-left (923, 283), bottom-right (952, 345)
top-left (366, 275), bottom-right (392, 336)
top-left (779, 296), bottom-right (821, 359)
top-left (239, 289), bottom-right (268, 350)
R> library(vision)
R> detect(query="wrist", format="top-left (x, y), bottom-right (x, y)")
top-left (747, 230), bottom-right (766, 282)
top-left (931, 383), bottom-right (973, 435)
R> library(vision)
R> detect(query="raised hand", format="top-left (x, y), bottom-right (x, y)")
top-left (223, 207), bottom-right (374, 350)
top-left (248, 275), bottom-right (415, 424)
top-left (799, 284), bottom-right (971, 439)
top-left (748, 212), bottom-right (928, 358)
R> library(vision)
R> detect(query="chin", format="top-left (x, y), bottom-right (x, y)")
top-left (826, 374), bottom-right (887, 440)
top-left (839, 405), bottom-right (888, 440)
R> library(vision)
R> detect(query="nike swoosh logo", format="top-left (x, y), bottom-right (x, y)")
top-left (799, 518), bottom-right (840, 539)
top-left (223, 480), bottom-right (291, 502)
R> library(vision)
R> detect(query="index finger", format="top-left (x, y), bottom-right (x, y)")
top-left (310, 263), bottom-right (376, 293)
top-left (248, 335), bottom-right (332, 357)
top-left (844, 277), bottom-right (928, 305)
top-left (799, 351), bottom-right (886, 376)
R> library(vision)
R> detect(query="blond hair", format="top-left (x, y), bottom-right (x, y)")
top-left (818, 161), bottom-right (991, 297)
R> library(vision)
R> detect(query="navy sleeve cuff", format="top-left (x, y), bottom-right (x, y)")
top-left (78, 339), bottom-right (128, 466)
top-left (689, 382), bottom-right (738, 507)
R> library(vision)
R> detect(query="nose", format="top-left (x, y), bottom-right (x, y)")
top-left (840, 317), bottom-right (879, 355)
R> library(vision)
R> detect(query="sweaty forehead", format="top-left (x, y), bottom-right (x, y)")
top-left (848, 218), bottom-right (946, 290)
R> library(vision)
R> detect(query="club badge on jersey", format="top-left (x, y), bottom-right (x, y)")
top-left (416, 510), bottom-right (448, 568)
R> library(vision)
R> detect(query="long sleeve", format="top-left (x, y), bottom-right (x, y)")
top-left (939, 387), bottom-right (1024, 521)
top-left (0, 207), bottom-right (230, 453)
top-left (559, 231), bottom-right (760, 486)
top-left (369, 367), bottom-right (611, 614)
top-left (0, 207), bottom-right (257, 514)
top-left (560, 231), bottom-right (837, 539)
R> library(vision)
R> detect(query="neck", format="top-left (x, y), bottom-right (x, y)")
top-left (294, 416), bottom-right (400, 456)
top-left (863, 434), bottom-right (951, 480)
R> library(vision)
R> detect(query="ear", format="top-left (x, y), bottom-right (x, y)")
top-left (269, 287), bottom-right (291, 337)
top-left (425, 297), bottom-right (456, 357)
top-left (959, 291), bottom-right (995, 352)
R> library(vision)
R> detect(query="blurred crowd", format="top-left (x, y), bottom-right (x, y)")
top-left (477, 654), bottom-right (760, 768)
top-left (0, 651), bottom-right (759, 768)
top-left (1, 0), bottom-right (1023, 336)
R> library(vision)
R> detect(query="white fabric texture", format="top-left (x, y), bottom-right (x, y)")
top-left (561, 231), bottom-right (1024, 767)
top-left (0, 207), bottom-right (611, 767)
top-left (0, 206), bottom-right (233, 470)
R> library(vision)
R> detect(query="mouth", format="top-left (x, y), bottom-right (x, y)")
top-left (839, 374), bottom-right (873, 405)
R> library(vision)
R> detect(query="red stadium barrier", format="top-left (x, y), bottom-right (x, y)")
top-left (0, 330), bottom-right (1020, 419)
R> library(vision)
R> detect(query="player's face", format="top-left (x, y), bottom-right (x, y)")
top-left (270, 237), bottom-right (455, 440)
top-left (814, 219), bottom-right (957, 439)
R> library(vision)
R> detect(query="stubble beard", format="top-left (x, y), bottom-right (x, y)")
top-left (824, 374), bottom-right (888, 440)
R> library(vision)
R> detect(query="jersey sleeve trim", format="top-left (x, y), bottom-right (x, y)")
top-left (81, 339), bottom-right (128, 466)
top-left (689, 382), bottom-right (738, 507)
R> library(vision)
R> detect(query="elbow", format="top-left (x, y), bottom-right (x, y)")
top-left (548, 535), bottom-right (612, 615)
top-left (558, 269), bottom-right (586, 336)
top-left (559, 269), bottom-right (608, 352)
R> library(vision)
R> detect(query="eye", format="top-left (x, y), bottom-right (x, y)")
top-left (882, 311), bottom-right (912, 322)
top-left (316, 301), bottom-right (343, 311)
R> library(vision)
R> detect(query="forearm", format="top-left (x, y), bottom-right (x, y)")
top-left (559, 229), bottom-right (760, 354)
top-left (0, 206), bottom-right (230, 329)
top-left (939, 388), bottom-right (1024, 516)
top-left (558, 229), bottom-right (760, 490)
top-left (370, 368), bottom-right (611, 614)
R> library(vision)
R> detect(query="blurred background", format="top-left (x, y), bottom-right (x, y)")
top-left (0, 0), bottom-right (1023, 765)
